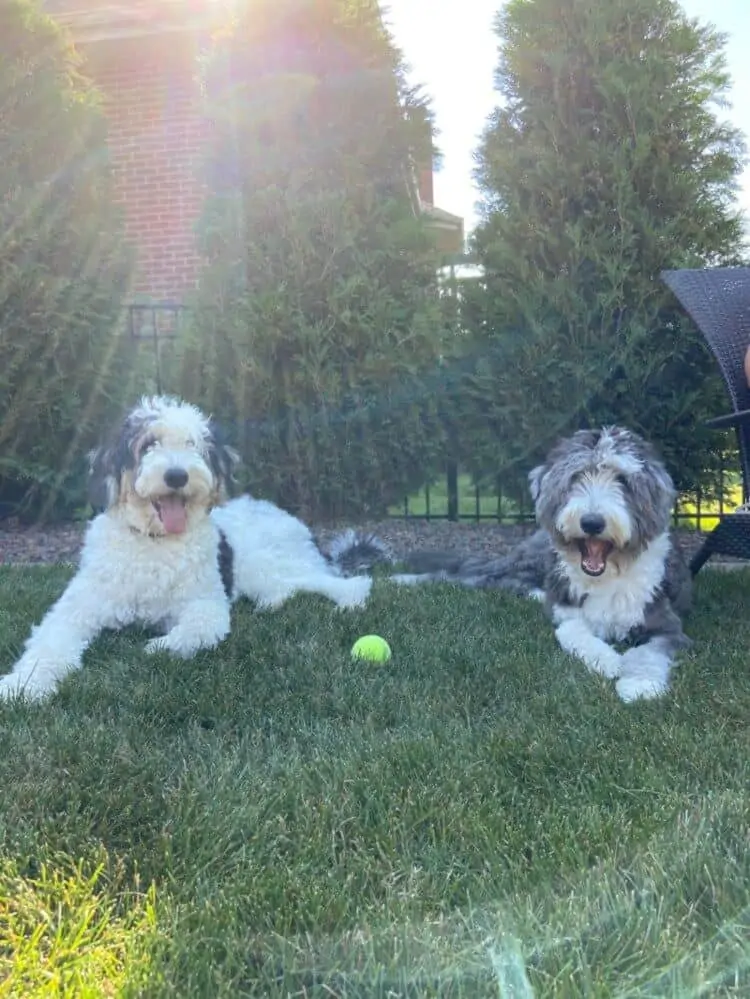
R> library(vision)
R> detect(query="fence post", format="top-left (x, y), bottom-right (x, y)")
top-left (447, 461), bottom-right (459, 521)
top-left (128, 302), bottom-right (184, 395)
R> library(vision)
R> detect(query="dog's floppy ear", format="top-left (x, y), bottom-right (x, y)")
top-left (528, 463), bottom-right (547, 503)
top-left (88, 445), bottom-right (125, 511)
top-left (206, 419), bottom-right (240, 498)
top-left (627, 449), bottom-right (677, 533)
top-left (88, 447), bottom-right (111, 511)
top-left (87, 414), bottom-right (140, 511)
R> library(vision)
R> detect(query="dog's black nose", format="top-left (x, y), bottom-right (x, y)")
top-left (580, 513), bottom-right (606, 536)
top-left (163, 467), bottom-right (188, 490)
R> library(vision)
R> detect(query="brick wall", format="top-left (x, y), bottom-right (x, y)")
top-left (80, 32), bottom-right (448, 300)
top-left (83, 34), bottom-right (208, 302)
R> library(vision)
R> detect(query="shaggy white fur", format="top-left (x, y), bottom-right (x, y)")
top-left (212, 495), bottom-right (372, 611)
top-left (0, 396), bottom-right (373, 701)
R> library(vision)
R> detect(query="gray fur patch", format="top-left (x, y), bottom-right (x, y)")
top-left (325, 530), bottom-right (393, 577)
top-left (402, 530), bottom-right (555, 596)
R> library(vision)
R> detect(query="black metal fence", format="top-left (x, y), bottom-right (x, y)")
top-left (393, 462), bottom-right (534, 523)
top-left (391, 456), bottom-right (745, 532)
top-left (130, 300), bottom-right (743, 533)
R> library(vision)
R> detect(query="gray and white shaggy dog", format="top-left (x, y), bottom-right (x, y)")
top-left (394, 426), bottom-right (692, 703)
top-left (0, 395), bottom-right (382, 702)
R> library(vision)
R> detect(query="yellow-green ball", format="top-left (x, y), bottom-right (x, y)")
top-left (351, 634), bottom-right (392, 663)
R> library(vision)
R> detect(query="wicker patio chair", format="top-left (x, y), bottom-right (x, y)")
top-left (662, 266), bottom-right (750, 574)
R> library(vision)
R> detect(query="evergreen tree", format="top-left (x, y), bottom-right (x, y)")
top-left (456, 0), bottom-right (746, 496)
top-left (0, 0), bottom-right (136, 518)
top-left (177, 0), bottom-right (449, 521)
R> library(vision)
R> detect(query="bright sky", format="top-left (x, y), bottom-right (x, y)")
top-left (382, 0), bottom-right (750, 238)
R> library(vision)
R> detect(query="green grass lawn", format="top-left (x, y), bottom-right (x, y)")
top-left (0, 566), bottom-right (749, 997)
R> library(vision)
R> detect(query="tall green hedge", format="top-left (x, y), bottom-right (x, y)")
top-left (449, 0), bottom-right (747, 498)
top-left (176, 0), bottom-right (451, 521)
top-left (0, 0), bottom-right (137, 519)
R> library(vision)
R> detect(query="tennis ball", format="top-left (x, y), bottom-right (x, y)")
top-left (351, 634), bottom-right (392, 662)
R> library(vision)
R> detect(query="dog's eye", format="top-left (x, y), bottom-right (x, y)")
top-left (186, 439), bottom-right (196, 449)
top-left (615, 473), bottom-right (629, 489)
top-left (140, 436), bottom-right (157, 453)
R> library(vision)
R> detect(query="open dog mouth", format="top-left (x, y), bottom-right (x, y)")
top-left (577, 538), bottom-right (613, 577)
top-left (152, 494), bottom-right (188, 535)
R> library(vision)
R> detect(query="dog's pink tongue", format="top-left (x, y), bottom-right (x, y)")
top-left (158, 496), bottom-right (187, 534)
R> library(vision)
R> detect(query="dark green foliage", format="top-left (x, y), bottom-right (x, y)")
top-left (451, 0), bottom-right (747, 497)
top-left (0, 0), bottom-right (136, 520)
top-left (177, 0), bottom-right (450, 521)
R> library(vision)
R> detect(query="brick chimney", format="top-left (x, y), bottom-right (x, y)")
top-left (45, 1), bottom-right (216, 302)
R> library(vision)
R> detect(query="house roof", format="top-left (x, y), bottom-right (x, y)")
top-left (421, 203), bottom-right (465, 256)
top-left (421, 203), bottom-right (464, 229)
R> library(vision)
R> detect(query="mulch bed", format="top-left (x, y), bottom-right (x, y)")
top-left (0, 519), bottom-right (87, 565)
top-left (0, 515), bottom-right (712, 566)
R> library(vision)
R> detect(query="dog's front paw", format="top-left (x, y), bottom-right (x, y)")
top-left (144, 636), bottom-right (170, 656)
top-left (587, 647), bottom-right (623, 679)
top-left (0, 673), bottom-right (25, 701)
top-left (144, 633), bottom-right (217, 658)
top-left (0, 669), bottom-right (57, 702)
top-left (616, 645), bottom-right (672, 703)
top-left (335, 576), bottom-right (372, 610)
top-left (616, 674), bottom-right (669, 703)
top-left (555, 621), bottom-right (622, 679)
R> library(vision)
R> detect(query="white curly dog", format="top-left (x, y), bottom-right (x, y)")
top-left (0, 395), bottom-right (378, 701)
